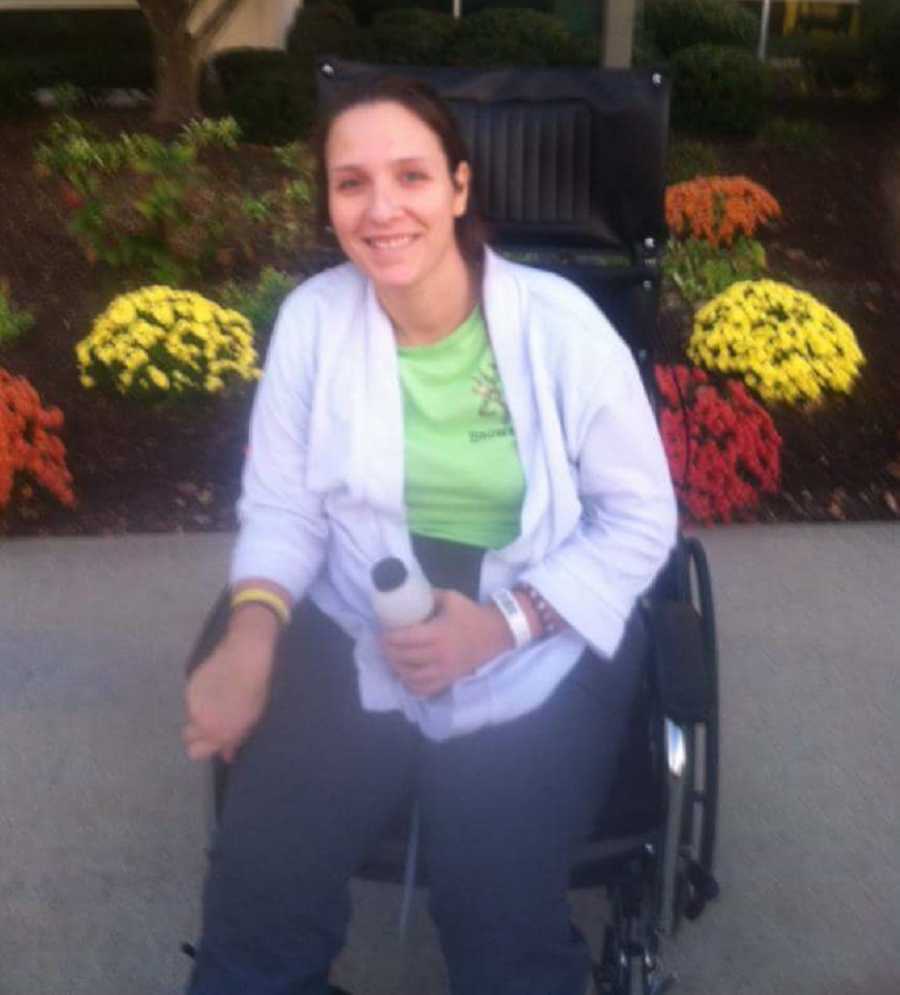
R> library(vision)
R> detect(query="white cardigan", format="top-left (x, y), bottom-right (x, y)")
top-left (231, 248), bottom-right (678, 740)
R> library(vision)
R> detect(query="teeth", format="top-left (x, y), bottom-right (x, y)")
top-left (369, 235), bottom-right (415, 249)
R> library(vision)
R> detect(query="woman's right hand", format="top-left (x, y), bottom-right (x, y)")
top-left (183, 607), bottom-right (280, 763)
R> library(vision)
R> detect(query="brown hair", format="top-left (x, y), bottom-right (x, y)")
top-left (312, 75), bottom-right (486, 265)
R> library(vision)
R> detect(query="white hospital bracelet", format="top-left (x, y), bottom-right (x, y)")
top-left (491, 588), bottom-right (534, 650)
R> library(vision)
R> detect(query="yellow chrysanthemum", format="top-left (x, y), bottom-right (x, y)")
top-left (75, 286), bottom-right (261, 400)
top-left (108, 299), bottom-right (136, 326)
top-left (689, 279), bottom-right (865, 406)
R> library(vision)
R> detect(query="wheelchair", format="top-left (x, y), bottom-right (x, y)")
top-left (184, 59), bottom-right (721, 995)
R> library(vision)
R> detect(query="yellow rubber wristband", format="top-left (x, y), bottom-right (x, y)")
top-left (230, 587), bottom-right (291, 626)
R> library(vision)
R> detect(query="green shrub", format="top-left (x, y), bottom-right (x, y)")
top-left (0, 10), bottom-right (149, 56)
top-left (35, 115), bottom-right (318, 282)
top-left (800, 34), bottom-right (869, 90)
top-left (219, 268), bottom-right (297, 344)
top-left (759, 115), bottom-right (829, 152)
top-left (445, 8), bottom-right (589, 67)
top-left (864, 2), bottom-right (900, 97)
top-left (0, 61), bottom-right (38, 119)
top-left (210, 49), bottom-right (315, 145)
top-left (36, 116), bottom-right (230, 283)
top-left (0, 13), bottom-right (152, 94)
top-left (286, 1), bottom-right (370, 69)
top-left (44, 82), bottom-right (85, 113)
top-left (671, 44), bottom-right (771, 135)
top-left (663, 236), bottom-right (768, 306)
top-left (633, 14), bottom-right (665, 67)
top-left (0, 280), bottom-right (35, 347)
top-left (370, 8), bottom-right (459, 65)
top-left (463, 0), bottom-right (554, 10)
top-left (665, 139), bottom-right (721, 184)
top-left (643, 0), bottom-right (758, 57)
top-left (339, 0), bottom-right (449, 26)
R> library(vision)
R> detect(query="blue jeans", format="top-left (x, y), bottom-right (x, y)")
top-left (187, 538), bottom-right (645, 995)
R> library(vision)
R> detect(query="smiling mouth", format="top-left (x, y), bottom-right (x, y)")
top-left (364, 234), bottom-right (419, 250)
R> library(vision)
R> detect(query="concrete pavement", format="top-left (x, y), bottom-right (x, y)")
top-left (1, 523), bottom-right (898, 995)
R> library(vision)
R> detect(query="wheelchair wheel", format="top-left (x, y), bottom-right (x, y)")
top-left (674, 536), bottom-right (720, 923)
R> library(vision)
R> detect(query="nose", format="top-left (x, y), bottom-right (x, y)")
top-left (366, 180), bottom-right (401, 224)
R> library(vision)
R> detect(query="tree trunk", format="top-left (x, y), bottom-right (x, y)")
top-left (150, 25), bottom-right (204, 125)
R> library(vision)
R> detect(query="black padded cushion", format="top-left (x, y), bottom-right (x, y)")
top-left (316, 58), bottom-right (671, 255)
top-left (646, 600), bottom-right (712, 724)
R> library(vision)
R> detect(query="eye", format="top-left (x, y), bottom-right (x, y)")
top-left (400, 169), bottom-right (427, 184)
top-left (334, 175), bottom-right (362, 192)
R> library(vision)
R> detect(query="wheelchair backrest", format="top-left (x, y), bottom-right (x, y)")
top-left (316, 58), bottom-right (672, 375)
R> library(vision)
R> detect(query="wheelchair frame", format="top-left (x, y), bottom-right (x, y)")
top-left (184, 59), bottom-right (721, 995)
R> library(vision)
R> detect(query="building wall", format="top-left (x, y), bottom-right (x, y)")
top-left (192, 0), bottom-right (301, 53)
top-left (0, 0), bottom-right (301, 52)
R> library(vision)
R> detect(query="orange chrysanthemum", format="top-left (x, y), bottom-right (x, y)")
top-left (665, 176), bottom-right (782, 248)
top-left (0, 368), bottom-right (75, 514)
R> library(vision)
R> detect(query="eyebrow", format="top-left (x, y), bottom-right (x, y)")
top-left (330, 156), bottom-right (431, 173)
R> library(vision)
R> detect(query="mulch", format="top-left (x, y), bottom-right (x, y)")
top-left (1, 99), bottom-right (898, 537)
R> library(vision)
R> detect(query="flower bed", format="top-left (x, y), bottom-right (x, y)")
top-left (1, 103), bottom-right (897, 534)
top-left (0, 369), bottom-right (75, 517)
top-left (655, 364), bottom-right (782, 524)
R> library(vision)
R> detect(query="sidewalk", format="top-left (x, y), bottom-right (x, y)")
top-left (1, 524), bottom-right (898, 995)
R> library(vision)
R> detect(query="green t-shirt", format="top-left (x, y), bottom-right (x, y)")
top-left (397, 306), bottom-right (526, 550)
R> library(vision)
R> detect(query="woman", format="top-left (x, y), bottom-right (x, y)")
top-left (184, 76), bottom-right (677, 995)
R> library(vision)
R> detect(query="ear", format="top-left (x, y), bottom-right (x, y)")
top-left (452, 161), bottom-right (471, 218)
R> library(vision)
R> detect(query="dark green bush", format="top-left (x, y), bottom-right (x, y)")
top-left (671, 44), bottom-right (771, 135)
top-left (286, 1), bottom-right (370, 68)
top-left (643, 0), bottom-right (758, 57)
top-left (0, 61), bottom-right (39, 118)
top-left (210, 49), bottom-right (315, 145)
top-left (864, 2), bottom-right (900, 97)
top-left (0, 11), bottom-right (152, 93)
top-left (334, 0), bottom-right (449, 27)
top-left (445, 8), bottom-right (590, 67)
top-left (370, 8), bottom-right (459, 65)
top-left (0, 11), bottom-right (149, 55)
top-left (800, 34), bottom-right (869, 89)
top-left (462, 0), bottom-right (553, 11)
top-left (665, 138), bottom-right (721, 184)
top-left (219, 267), bottom-right (297, 344)
top-left (759, 115), bottom-right (830, 152)
top-left (0, 51), bottom-right (152, 98)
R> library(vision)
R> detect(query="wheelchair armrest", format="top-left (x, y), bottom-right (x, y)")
top-left (643, 599), bottom-right (712, 724)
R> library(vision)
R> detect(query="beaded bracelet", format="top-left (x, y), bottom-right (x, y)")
top-left (514, 583), bottom-right (562, 638)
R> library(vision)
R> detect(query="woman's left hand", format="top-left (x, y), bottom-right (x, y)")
top-left (381, 588), bottom-right (514, 698)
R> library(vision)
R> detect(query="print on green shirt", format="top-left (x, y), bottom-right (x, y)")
top-left (472, 357), bottom-right (510, 422)
top-left (398, 307), bottom-right (526, 549)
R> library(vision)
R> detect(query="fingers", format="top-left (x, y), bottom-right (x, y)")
top-left (382, 623), bottom-right (435, 651)
top-left (186, 736), bottom-right (221, 761)
top-left (182, 721), bottom-right (236, 763)
top-left (385, 644), bottom-right (433, 669)
top-left (398, 669), bottom-right (447, 698)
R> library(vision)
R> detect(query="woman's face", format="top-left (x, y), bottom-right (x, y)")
top-left (325, 100), bottom-right (470, 294)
